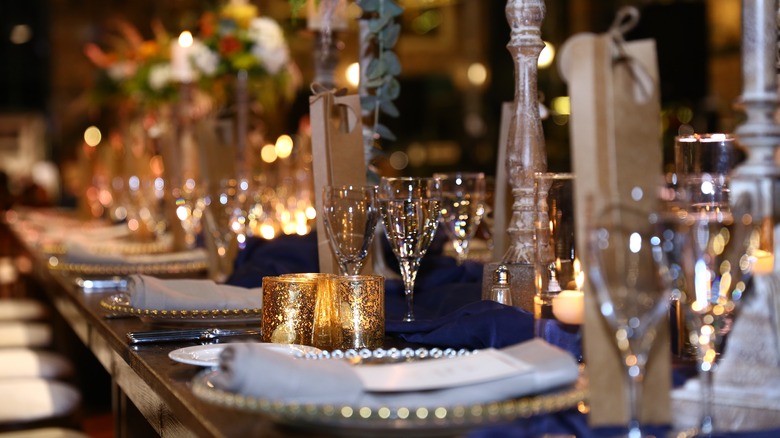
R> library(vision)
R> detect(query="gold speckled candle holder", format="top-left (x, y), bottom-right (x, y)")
top-left (261, 275), bottom-right (319, 346)
top-left (334, 275), bottom-right (385, 350)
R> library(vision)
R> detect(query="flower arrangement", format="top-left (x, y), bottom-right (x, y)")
top-left (191, 0), bottom-right (299, 108)
top-left (84, 20), bottom-right (178, 109)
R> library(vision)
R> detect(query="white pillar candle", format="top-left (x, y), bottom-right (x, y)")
top-left (552, 289), bottom-right (584, 325)
top-left (752, 249), bottom-right (775, 275)
top-left (171, 31), bottom-right (195, 83)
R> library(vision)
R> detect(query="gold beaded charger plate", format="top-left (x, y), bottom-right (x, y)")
top-left (191, 349), bottom-right (588, 437)
top-left (169, 343), bottom-right (323, 367)
top-left (100, 292), bottom-right (262, 325)
top-left (48, 256), bottom-right (208, 276)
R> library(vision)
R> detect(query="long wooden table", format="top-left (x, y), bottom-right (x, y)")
top-left (7, 218), bottom-right (333, 438)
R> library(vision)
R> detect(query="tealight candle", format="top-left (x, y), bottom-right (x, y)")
top-left (552, 290), bottom-right (584, 325)
top-left (752, 249), bottom-right (775, 275)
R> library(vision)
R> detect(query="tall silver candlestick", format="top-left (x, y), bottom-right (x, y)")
top-left (503, 0), bottom-right (547, 263)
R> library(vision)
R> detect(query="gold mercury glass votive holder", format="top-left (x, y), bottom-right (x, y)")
top-left (261, 273), bottom-right (385, 350)
top-left (261, 275), bottom-right (320, 347)
top-left (334, 275), bottom-right (385, 350)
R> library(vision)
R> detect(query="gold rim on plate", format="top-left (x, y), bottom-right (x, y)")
top-left (191, 365), bottom-right (588, 435)
top-left (48, 259), bottom-right (209, 275)
top-left (99, 292), bottom-right (262, 323)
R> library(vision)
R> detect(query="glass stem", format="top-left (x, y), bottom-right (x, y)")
top-left (341, 260), bottom-right (363, 276)
top-left (398, 258), bottom-right (420, 322)
top-left (624, 360), bottom-right (645, 438)
top-left (699, 362), bottom-right (715, 437)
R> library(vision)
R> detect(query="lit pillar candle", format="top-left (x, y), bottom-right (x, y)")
top-left (171, 31), bottom-right (195, 83)
top-left (552, 258), bottom-right (584, 325)
top-left (752, 249), bottom-right (775, 275)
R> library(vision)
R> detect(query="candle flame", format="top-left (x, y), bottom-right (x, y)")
top-left (178, 31), bottom-right (193, 48)
top-left (574, 258), bottom-right (584, 291)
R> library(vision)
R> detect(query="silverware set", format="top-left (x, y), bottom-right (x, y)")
top-left (75, 276), bottom-right (261, 344)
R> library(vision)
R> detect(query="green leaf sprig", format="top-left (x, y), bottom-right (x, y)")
top-left (357, 0), bottom-right (403, 160)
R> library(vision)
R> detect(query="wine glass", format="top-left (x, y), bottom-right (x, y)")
top-left (671, 181), bottom-right (760, 435)
top-left (433, 172), bottom-right (486, 265)
top-left (377, 177), bottom-right (442, 322)
top-left (587, 203), bottom-right (673, 438)
top-left (322, 185), bottom-right (379, 275)
top-left (203, 178), bottom-right (250, 283)
top-left (172, 179), bottom-right (206, 249)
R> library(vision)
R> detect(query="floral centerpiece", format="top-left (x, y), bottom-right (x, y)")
top-left (190, 0), bottom-right (299, 112)
top-left (84, 20), bottom-right (177, 110)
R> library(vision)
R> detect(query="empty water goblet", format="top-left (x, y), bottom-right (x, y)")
top-left (203, 178), bottom-right (250, 283)
top-left (433, 172), bottom-right (486, 265)
top-left (322, 185), bottom-right (379, 276)
top-left (587, 203), bottom-right (673, 438)
top-left (377, 177), bottom-right (442, 322)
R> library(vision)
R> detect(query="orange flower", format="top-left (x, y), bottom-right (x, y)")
top-left (137, 41), bottom-right (159, 61)
top-left (200, 11), bottom-right (216, 38)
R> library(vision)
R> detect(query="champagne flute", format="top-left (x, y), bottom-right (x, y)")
top-left (378, 177), bottom-right (442, 322)
top-left (587, 204), bottom-right (673, 438)
top-left (672, 181), bottom-right (760, 435)
top-left (322, 185), bottom-right (379, 275)
top-left (433, 172), bottom-right (486, 265)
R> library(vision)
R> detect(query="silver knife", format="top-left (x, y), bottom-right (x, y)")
top-left (76, 276), bottom-right (129, 292)
top-left (127, 327), bottom-right (260, 344)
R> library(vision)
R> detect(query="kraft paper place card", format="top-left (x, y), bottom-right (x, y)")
top-left (309, 88), bottom-right (367, 274)
top-left (559, 25), bottom-right (671, 426)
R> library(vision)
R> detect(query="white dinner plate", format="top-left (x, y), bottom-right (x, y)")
top-left (168, 342), bottom-right (322, 367)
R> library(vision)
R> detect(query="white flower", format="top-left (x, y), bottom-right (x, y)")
top-left (190, 40), bottom-right (219, 76)
top-left (107, 60), bottom-right (136, 82)
top-left (148, 63), bottom-right (172, 91)
top-left (247, 17), bottom-right (289, 74)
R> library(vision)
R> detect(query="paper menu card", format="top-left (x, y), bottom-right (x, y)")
top-left (309, 88), bottom-right (368, 275)
top-left (355, 349), bottom-right (532, 392)
top-left (558, 25), bottom-right (671, 426)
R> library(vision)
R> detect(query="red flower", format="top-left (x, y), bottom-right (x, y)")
top-left (219, 35), bottom-right (241, 56)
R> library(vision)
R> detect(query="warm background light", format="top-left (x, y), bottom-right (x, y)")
top-left (83, 126), bottom-right (102, 147)
top-left (260, 144), bottom-right (277, 163)
top-left (275, 134), bottom-right (293, 159)
top-left (346, 62), bottom-right (360, 88)
top-left (467, 62), bottom-right (487, 87)
top-left (538, 41), bottom-right (555, 69)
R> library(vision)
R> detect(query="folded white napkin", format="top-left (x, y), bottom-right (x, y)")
top-left (210, 338), bottom-right (579, 408)
top-left (128, 275), bottom-right (262, 311)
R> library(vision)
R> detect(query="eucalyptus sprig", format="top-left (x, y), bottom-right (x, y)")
top-left (289, 0), bottom-right (309, 17)
top-left (357, 0), bottom-right (403, 160)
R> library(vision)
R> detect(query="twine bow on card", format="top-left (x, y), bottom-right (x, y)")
top-left (608, 7), bottom-right (654, 104)
top-left (310, 82), bottom-right (353, 133)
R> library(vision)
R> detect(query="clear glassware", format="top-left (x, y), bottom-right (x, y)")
top-left (433, 172), bottom-right (486, 265)
top-left (377, 177), bottom-right (442, 322)
top-left (203, 178), bottom-right (250, 283)
top-left (587, 204), bottom-right (673, 438)
top-left (172, 178), bottom-right (206, 249)
top-left (322, 185), bottom-right (379, 276)
top-left (671, 183), bottom-right (760, 436)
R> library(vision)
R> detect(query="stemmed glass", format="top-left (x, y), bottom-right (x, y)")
top-left (322, 185), bottom-right (379, 275)
top-left (172, 179), bottom-right (206, 249)
top-left (433, 172), bottom-right (486, 265)
top-left (671, 180), bottom-right (759, 436)
top-left (203, 178), bottom-right (249, 283)
top-left (378, 177), bottom-right (442, 322)
top-left (587, 204), bottom-right (673, 438)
